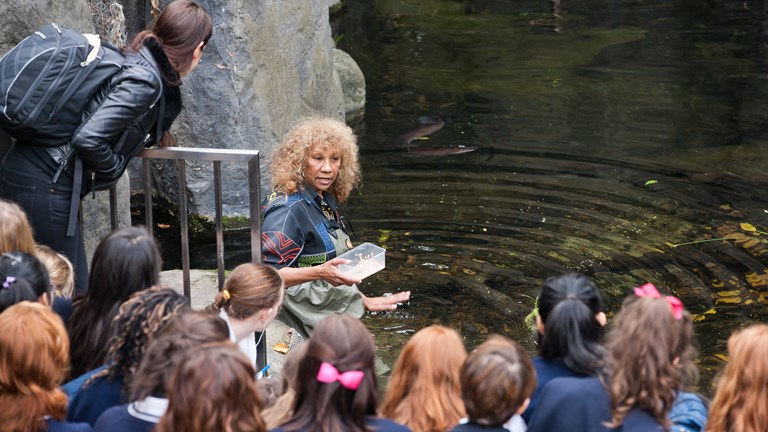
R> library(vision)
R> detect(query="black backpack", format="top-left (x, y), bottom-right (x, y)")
top-left (0, 23), bottom-right (125, 146)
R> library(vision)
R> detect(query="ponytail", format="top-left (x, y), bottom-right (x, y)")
top-left (0, 276), bottom-right (38, 313)
top-left (537, 273), bottom-right (605, 375)
top-left (540, 297), bottom-right (604, 375)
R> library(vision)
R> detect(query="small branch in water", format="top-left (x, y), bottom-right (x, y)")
top-left (667, 238), bottom-right (732, 248)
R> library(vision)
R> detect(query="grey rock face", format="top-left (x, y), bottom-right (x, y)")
top-left (0, 0), bottom-right (94, 52)
top-left (335, 48), bottom-right (367, 122)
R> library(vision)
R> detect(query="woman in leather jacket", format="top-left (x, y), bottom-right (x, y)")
top-left (0, 0), bottom-right (212, 294)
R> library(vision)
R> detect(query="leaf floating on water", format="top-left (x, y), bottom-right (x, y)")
top-left (745, 272), bottom-right (768, 288)
top-left (716, 296), bottom-right (743, 304)
top-left (692, 307), bottom-right (717, 322)
top-left (378, 230), bottom-right (390, 243)
top-left (717, 290), bottom-right (741, 297)
top-left (742, 239), bottom-right (761, 249)
top-left (714, 353), bottom-right (729, 363)
top-left (666, 242), bottom-right (678, 248)
top-left (156, 223), bottom-right (171, 229)
top-left (740, 222), bottom-right (757, 232)
top-left (644, 180), bottom-right (658, 186)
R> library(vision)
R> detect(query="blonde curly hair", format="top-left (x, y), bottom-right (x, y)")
top-left (270, 117), bottom-right (361, 202)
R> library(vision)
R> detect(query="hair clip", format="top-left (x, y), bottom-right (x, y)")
top-left (2, 276), bottom-right (16, 289)
top-left (222, 289), bottom-right (231, 301)
top-left (1, 253), bottom-right (21, 265)
top-left (633, 282), bottom-right (684, 320)
top-left (316, 361), bottom-right (364, 390)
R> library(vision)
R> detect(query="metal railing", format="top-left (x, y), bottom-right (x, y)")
top-left (108, 146), bottom-right (266, 366)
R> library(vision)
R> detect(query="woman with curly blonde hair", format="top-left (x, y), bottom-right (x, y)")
top-left (261, 117), bottom-right (410, 337)
top-left (380, 325), bottom-right (467, 431)
top-left (706, 324), bottom-right (768, 432)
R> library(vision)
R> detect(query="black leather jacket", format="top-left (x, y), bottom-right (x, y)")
top-left (45, 45), bottom-right (163, 194)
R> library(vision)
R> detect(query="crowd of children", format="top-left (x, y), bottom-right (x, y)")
top-left (1, 194), bottom-right (767, 431)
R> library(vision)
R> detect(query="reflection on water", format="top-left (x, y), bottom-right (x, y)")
top-left (331, 0), bottom-right (768, 395)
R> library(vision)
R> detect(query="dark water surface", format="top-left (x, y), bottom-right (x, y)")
top-left (329, 0), bottom-right (768, 395)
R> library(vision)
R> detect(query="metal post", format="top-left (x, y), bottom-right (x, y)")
top-left (143, 159), bottom-right (153, 238)
top-left (109, 187), bottom-right (118, 230)
top-left (248, 154), bottom-right (262, 263)
top-left (177, 159), bottom-right (190, 298)
top-left (213, 161), bottom-right (224, 290)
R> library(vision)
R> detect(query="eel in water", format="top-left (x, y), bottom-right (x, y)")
top-left (394, 116), bottom-right (477, 155)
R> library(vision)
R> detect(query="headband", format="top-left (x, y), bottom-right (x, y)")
top-left (316, 361), bottom-right (364, 390)
top-left (633, 283), bottom-right (684, 320)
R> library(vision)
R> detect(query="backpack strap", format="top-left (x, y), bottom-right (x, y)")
top-left (66, 156), bottom-right (83, 237)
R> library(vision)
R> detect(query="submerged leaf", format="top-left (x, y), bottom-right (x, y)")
top-left (644, 180), bottom-right (658, 186)
top-left (740, 222), bottom-right (757, 232)
top-left (716, 296), bottom-right (743, 304)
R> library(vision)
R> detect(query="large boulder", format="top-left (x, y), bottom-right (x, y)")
top-left (335, 48), bottom-right (367, 122)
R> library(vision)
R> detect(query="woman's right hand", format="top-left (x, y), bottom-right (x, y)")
top-left (317, 257), bottom-right (363, 286)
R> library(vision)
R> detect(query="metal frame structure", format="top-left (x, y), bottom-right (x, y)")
top-left (108, 146), bottom-right (266, 367)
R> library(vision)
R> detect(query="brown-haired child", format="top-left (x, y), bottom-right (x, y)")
top-left (451, 335), bottom-right (536, 432)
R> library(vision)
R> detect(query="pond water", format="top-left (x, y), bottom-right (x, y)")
top-left (331, 0), bottom-right (768, 395)
top-left (148, 0), bottom-right (768, 396)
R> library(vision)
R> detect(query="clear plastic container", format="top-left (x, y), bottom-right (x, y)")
top-left (337, 242), bottom-right (386, 280)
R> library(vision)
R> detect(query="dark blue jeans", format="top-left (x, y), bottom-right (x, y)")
top-left (0, 153), bottom-right (88, 294)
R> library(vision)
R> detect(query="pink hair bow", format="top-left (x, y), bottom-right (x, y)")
top-left (633, 282), bottom-right (684, 320)
top-left (316, 361), bottom-right (364, 390)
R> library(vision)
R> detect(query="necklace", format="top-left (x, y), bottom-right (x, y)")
top-left (319, 197), bottom-right (335, 222)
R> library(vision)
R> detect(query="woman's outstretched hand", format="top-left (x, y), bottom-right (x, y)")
top-left (362, 291), bottom-right (411, 312)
